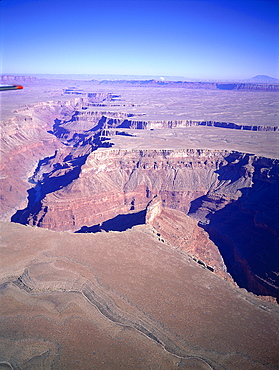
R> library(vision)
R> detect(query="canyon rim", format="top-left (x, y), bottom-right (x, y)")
top-left (0, 75), bottom-right (279, 369)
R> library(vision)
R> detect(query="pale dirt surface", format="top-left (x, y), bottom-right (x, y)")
top-left (104, 86), bottom-right (279, 126)
top-left (1, 221), bottom-right (278, 369)
top-left (1, 79), bottom-right (278, 126)
top-left (1, 79), bottom-right (278, 160)
top-left (105, 126), bottom-right (279, 159)
top-left (0, 80), bottom-right (71, 121)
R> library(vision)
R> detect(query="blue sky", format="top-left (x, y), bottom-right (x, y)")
top-left (1, 0), bottom-right (278, 80)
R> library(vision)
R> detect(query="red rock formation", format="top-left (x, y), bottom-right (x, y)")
top-left (26, 148), bottom-right (228, 231)
top-left (0, 99), bottom-right (84, 220)
top-left (146, 195), bottom-right (231, 279)
top-left (0, 117), bottom-right (61, 220)
top-left (2, 95), bottom-right (278, 301)
top-left (12, 144), bottom-right (276, 300)
top-left (18, 148), bottom-right (278, 239)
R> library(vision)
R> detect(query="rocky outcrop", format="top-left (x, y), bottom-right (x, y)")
top-left (201, 179), bottom-right (279, 298)
top-left (145, 195), bottom-right (163, 224)
top-left (0, 102), bottom-right (70, 220)
top-left (196, 120), bottom-right (278, 131)
top-left (0, 99), bottom-right (116, 220)
top-left (54, 109), bottom-right (279, 132)
top-left (19, 148), bottom-right (278, 232)
top-left (186, 154), bottom-right (279, 298)
top-left (62, 90), bottom-right (119, 103)
top-left (11, 146), bottom-right (278, 300)
top-left (146, 195), bottom-right (231, 279)
top-left (17, 148), bottom-right (228, 231)
top-left (2, 93), bottom-right (279, 301)
top-left (0, 113), bottom-right (63, 220)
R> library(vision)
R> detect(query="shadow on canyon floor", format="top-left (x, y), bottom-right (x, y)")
top-left (196, 181), bottom-right (279, 301)
top-left (11, 153), bottom-right (90, 226)
top-left (75, 210), bottom-right (147, 233)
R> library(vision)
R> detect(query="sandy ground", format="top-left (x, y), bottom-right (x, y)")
top-left (1, 221), bottom-right (278, 369)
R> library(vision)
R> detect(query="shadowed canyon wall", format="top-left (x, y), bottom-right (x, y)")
top-left (11, 146), bottom-right (279, 300)
top-left (1, 96), bottom-right (278, 301)
top-left (53, 108), bottom-right (279, 131)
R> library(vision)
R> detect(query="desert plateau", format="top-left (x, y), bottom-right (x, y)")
top-left (0, 75), bottom-right (279, 369)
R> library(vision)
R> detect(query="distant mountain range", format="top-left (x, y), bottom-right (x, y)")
top-left (244, 75), bottom-right (279, 83)
top-left (1, 74), bottom-right (278, 84)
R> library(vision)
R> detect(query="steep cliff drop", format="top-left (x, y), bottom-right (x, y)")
top-left (1, 95), bottom-right (278, 303)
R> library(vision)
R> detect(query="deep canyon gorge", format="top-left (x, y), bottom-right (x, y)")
top-left (1, 78), bottom-right (279, 369)
top-left (2, 91), bottom-right (278, 300)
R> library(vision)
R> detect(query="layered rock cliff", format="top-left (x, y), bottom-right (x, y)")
top-left (16, 148), bottom-right (278, 232)
top-left (0, 113), bottom-right (62, 220)
top-left (13, 148), bottom-right (231, 231)
top-left (2, 95), bottom-right (279, 301)
top-left (145, 195), bottom-right (231, 279)
top-left (0, 97), bottom-right (115, 220)
top-left (10, 144), bottom-right (279, 300)
top-left (54, 109), bottom-right (279, 132)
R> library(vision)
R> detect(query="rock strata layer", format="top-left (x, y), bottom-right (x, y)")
top-left (1, 95), bottom-right (279, 302)
top-left (146, 195), bottom-right (231, 279)
top-left (10, 145), bottom-right (278, 300)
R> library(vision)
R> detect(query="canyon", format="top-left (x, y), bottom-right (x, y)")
top-left (1, 78), bottom-right (279, 369)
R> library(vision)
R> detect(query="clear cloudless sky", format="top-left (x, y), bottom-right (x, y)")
top-left (0, 0), bottom-right (278, 80)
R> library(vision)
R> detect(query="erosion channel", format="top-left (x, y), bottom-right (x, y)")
top-left (4, 95), bottom-right (279, 302)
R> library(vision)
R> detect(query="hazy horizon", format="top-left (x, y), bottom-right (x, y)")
top-left (1, 0), bottom-right (278, 80)
top-left (2, 73), bottom-right (279, 83)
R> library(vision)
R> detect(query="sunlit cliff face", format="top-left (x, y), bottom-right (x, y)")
top-left (1, 94), bottom-right (277, 302)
